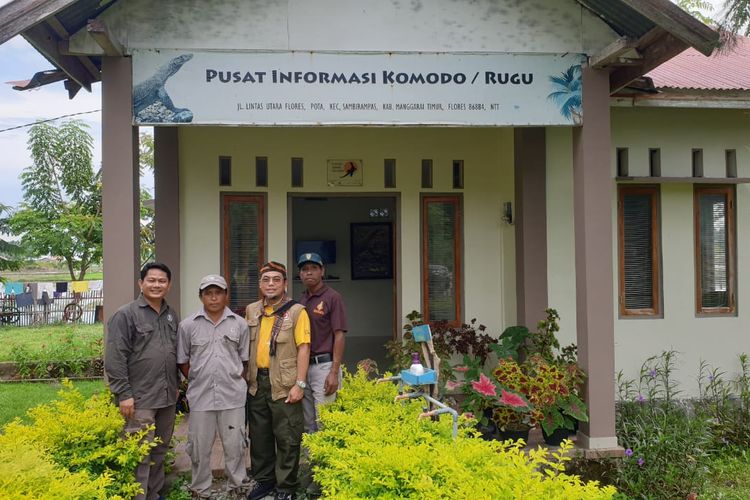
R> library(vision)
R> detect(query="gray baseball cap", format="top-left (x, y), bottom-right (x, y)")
top-left (199, 274), bottom-right (227, 291)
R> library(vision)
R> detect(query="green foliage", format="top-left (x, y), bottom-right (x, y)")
top-left (0, 381), bottom-right (151, 498)
top-left (0, 323), bottom-right (103, 361)
top-left (490, 325), bottom-right (529, 361)
top-left (304, 368), bottom-right (617, 499)
top-left (2, 324), bottom-right (103, 379)
top-left (695, 354), bottom-right (750, 448)
top-left (677, 0), bottom-right (716, 24)
top-left (385, 311), bottom-right (498, 392)
top-left (704, 448), bottom-right (750, 499)
top-left (139, 132), bottom-right (155, 266)
top-left (0, 204), bottom-right (24, 281)
top-left (615, 350), bottom-right (714, 499)
top-left (8, 120), bottom-right (102, 281)
top-left (721, 0), bottom-right (750, 35)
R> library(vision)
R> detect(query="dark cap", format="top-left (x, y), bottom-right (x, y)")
top-left (199, 274), bottom-right (227, 291)
top-left (260, 261), bottom-right (287, 278)
top-left (297, 252), bottom-right (324, 268)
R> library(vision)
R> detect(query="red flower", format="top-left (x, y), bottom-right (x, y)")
top-left (471, 373), bottom-right (497, 397)
top-left (454, 365), bottom-right (469, 373)
top-left (499, 389), bottom-right (529, 408)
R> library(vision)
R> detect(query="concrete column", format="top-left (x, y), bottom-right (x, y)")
top-left (572, 67), bottom-right (620, 454)
top-left (102, 57), bottom-right (139, 322)
top-left (514, 128), bottom-right (548, 328)
top-left (154, 126), bottom-right (181, 317)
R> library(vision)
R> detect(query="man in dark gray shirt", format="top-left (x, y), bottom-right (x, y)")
top-left (105, 262), bottom-right (179, 500)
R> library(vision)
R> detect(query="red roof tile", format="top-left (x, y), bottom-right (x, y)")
top-left (646, 36), bottom-right (750, 91)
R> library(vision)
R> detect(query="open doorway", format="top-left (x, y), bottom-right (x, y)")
top-left (290, 195), bottom-right (397, 371)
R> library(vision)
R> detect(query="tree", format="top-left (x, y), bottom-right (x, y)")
top-left (9, 120), bottom-right (102, 281)
top-left (720, 0), bottom-right (750, 35)
top-left (139, 131), bottom-right (155, 266)
top-left (0, 203), bottom-right (24, 282)
top-left (677, 0), bottom-right (715, 24)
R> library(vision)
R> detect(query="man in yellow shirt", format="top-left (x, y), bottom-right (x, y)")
top-left (245, 261), bottom-right (310, 500)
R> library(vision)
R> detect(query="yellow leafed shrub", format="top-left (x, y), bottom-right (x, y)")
top-left (0, 381), bottom-right (152, 499)
top-left (304, 369), bottom-right (617, 499)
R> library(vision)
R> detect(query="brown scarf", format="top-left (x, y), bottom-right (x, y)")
top-left (261, 298), bottom-right (297, 356)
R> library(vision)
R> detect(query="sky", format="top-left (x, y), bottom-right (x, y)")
top-left (0, 0), bottom-right (727, 210)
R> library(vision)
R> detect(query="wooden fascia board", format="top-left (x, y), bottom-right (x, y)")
top-left (23, 21), bottom-right (93, 92)
top-left (591, 36), bottom-right (639, 68)
top-left (0, 0), bottom-right (78, 45)
top-left (87, 19), bottom-right (123, 56)
top-left (609, 32), bottom-right (689, 93)
top-left (618, 0), bottom-right (718, 56)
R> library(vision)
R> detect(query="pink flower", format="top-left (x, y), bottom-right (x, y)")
top-left (445, 380), bottom-right (462, 391)
top-left (454, 365), bottom-right (469, 373)
top-left (464, 412), bottom-right (475, 420)
top-left (471, 373), bottom-right (497, 397)
top-left (499, 389), bottom-right (529, 408)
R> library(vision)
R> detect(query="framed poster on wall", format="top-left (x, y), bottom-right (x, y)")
top-left (350, 222), bottom-right (393, 279)
top-left (327, 159), bottom-right (363, 186)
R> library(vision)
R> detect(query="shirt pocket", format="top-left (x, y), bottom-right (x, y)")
top-left (133, 322), bottom-right (154, 350)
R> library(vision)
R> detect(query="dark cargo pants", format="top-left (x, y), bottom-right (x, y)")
top-left (248, 371), bottom-right (304, 493)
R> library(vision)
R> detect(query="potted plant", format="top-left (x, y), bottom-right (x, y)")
top-left (454, 356), bottom-right (533, 441)
top-left (524, 355), bottom-right (588, 445)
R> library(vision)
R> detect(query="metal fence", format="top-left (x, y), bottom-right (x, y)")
top-left (0, 290), bottom-right (103, 326)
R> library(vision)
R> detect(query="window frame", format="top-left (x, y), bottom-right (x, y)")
top-left (221, 193), bottom-right (266, 314)
top-left (694, 185), bottom-right (736, 316)
top-left (420, 194), bottom-right (463, 326)
top-left (617, 185), bottom-right (661, 317)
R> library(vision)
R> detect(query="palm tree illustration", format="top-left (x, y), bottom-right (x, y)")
top-left (547, 65), bottom-right (582, 124)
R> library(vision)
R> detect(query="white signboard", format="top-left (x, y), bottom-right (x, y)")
top-left (132, 50), bottom-right (585, 126)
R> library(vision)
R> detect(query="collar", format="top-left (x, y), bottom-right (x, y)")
top-left (196, 306), bottom-right (233, 324)
top-left (303, 283), bottom-right (329, 298)
top-left (136, 293), bottom-right (167, 314)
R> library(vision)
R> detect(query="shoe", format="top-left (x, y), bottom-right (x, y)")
top-left (274, 490), bottom-right (295, 500)
top-left (246, 480), bottom-right (276, 500)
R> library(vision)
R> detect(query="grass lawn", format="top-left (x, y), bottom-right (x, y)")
top-left (3, 271), bottom-right (103, 282)
top-left (0, 379), bottom-right (107, 427)
top-left (704, 450), bottom-right (750, 499)
top-left (0, 323), bottom-right (103, 361)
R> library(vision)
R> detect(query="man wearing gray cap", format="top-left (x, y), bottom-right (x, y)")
top-left (177, 275), bottom-right (250, 498)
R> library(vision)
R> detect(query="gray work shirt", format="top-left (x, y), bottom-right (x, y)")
top-left (177, 306), bottom-right (250, 411)
top-left (105, 294), bottom-right (179, 409)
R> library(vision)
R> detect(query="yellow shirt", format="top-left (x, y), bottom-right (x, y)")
top-left (256, 305), bottom-right (310, 368)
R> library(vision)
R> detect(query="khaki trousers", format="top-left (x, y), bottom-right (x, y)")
top-left (187, 407), bottom-right (247, 497)
top-left (302, 362), bottom-right (340, 433)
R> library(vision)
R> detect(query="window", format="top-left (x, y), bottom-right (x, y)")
top-left (222, 194), bottom-right (265, 314)
top-left (618, 186), bottom-right (660, 316)
top-left (695, 186), bottom-right (735, 314)
top-left (421, 159), bottom-right (433, 188)
top-left (219, 156), bottom-right (232, 186)
top-left (421, 195), bottom-right (462, 324)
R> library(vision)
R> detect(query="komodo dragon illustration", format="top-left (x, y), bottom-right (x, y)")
top-left (133, 53), bottom-right (194, 123)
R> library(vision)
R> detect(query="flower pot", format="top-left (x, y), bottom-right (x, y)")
top-left (476, 421), bottom-right (498, 441)
top-left (497, 427), bottom-right (530, 443)
top-left (542, 427), bottom-right (570, 446)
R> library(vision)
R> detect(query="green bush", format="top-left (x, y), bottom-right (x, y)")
top-left (0, 380), bottom-right (152, 499)
top-left (304, 369), bottom-right (616, 499)
top-left (615, 351), bottom-right (713, 499)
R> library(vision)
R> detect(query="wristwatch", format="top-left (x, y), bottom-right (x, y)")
top-left (295, 380), bottom-right (307, 389)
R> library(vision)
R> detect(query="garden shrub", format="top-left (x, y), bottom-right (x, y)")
top-left (304, 369), bottom-right (616, 499)
top-left (0, 381), bottom-right (151, 499)
top-left (615, 351), bottom-right (713, 499)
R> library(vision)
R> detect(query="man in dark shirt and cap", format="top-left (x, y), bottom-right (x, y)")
top-left (105, 262), bottom-right (180, 500)
top-left (297, 252), bottom-right (347, 433)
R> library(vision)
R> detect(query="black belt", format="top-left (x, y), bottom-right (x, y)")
top-left (310, 353), bottom-right (332, 364)
top-left (257, 368), bottom-right (269, 376)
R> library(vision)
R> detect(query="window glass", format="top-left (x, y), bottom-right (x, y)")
top-left (422, 195), bottom-right (461, 323)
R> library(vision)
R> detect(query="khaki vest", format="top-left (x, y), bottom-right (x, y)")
top-left (245, 300), bottom-right (305, 401)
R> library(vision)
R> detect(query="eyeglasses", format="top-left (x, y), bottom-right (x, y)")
top-left (260, 276), bottom-right (284, 284)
